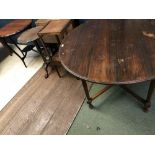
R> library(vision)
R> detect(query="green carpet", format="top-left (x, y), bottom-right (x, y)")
top-left (68, 81), bottom-right (155, 135)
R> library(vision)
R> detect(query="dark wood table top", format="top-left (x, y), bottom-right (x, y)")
top-left (0, 19), bottom-right (32, 38)
top-left (35, 19), bottom-right (51, 26)
top-left (60, 19), bottom-right (155, 84)
top-left (17, 26), bottom-right (43, 44)
top-left (38, 19), bottom-right (72, 35)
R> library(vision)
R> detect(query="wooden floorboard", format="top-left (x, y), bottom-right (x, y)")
top-left (0, 68), bottom-right (91, 135)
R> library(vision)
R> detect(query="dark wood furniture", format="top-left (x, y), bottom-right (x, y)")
top-left (17, 26), bottom-right (46, 67)
top-left (38, 19), bottom-right (75, 78)
top-left (38, 19), bottom-right (74, 44)
top-left (0, 19), bottom-right (32, 67)
top-left (35, 19), bottom-right (51, 27)
top-left (59, 19), bottom-right (155, 112)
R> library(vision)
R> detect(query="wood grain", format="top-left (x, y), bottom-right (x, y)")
top-left (17, 26), bottom-right (43, 44)
top-left (0, 68), bottom-right (91, 135)
top-left (39, 20), bottom-right (72, 35)
top-left (35, 19), bottom-right (51, 26)
top-left (60, 19), bottom-right (155, 84)
top-left (0, 19), bottom-right (32, 37)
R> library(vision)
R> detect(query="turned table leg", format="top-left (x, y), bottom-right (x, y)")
top-left (144, 80), bottom-right (155, 112)
top-left (81, 80), bottom-right (94, 109)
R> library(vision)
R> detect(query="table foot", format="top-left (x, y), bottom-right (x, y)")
top-left (21, 58), bottom-right (27, 68)
top-left (1, 38), bottom-right (28, 67)
top-left (45, 73), bottom-right (49, 79)
top-left (143, 100), bottom-right (151, 112)
top-left (44, 63), bottom-right (50, 79)
top-left (87, 101), bottom-right (94, 109)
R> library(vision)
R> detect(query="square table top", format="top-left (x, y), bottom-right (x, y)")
top-left (35, 19), bottom-right (51, 26)
top-left (38, 19), bottom-right (72, 36)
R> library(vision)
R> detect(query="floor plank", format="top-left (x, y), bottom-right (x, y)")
top-left (0, 43), bottom-right (43, 110)
top-left (0, 68), bottom-right (91, 135)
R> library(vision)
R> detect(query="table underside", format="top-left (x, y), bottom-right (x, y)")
top-left (81, 79), bottom-right (155, 112)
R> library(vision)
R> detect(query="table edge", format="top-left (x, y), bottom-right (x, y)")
top-left (59, 53), bottom-right (155, 85)
top-left (0, 19), bottom-right (32, 38)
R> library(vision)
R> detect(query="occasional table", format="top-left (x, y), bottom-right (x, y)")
top-left (38, 19), bottom-right (75, 78)
top-left (59, 19), bottom-right (155, 112)
top-left (0, 19), bottom-right (32, 67)
top-left (17, 26), bottom-right (46, 67)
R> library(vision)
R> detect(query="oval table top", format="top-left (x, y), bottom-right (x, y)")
top-left (0, 19), bottom-right (32, 38)
top-left (60, 20), bottom-right (155, 84)
top-left (17, 26), bottom-right (43, 44)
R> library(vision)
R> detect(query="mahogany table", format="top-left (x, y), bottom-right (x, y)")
top-left (0, 19), bottom-right (32, 67)
top-left (38, 19), bottom-right (74, 78)
top-left (59, 19), bottom-right (155, 112)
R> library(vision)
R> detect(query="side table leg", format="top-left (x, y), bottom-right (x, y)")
top-left (55, 35), bottom-right (61, 45)
top-left (144, 80), bottom-right (155, 112)
top-left (81, 80), bottom-right (94, 109)
top-left (44, 62), bottom-right (50, 79)
top-left (34, 40), bottom-right (46, 62)
top-left (9, 37), bottom-right (25, 56)
top-left (54, 65), bottom-right (61, 78)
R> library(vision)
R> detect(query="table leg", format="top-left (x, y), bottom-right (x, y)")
top-left (120, 80), bottom-right (155, 112)
top-left (44, 62), bottom-right (50, 79)
top-left (38, 36), bottom-right (52, 78)
top-left (81, 80), bottom-right (94, 109)
top-left (54, 65), bottom-right (61, 78)
top-left (55, 35), bottom-right (61, 45)
top-left (144, 80), bottom-right (155, 112)
top-left (81, 79), bottom-right (155, 112)
top-left (34, 40), bottom-right (46, 62)
top-left (38, 36), bottom-right (61, 78)
top-left (34, 40), bottom-right (51, 78)
top-left (0, 37), bottom-right (27, 67)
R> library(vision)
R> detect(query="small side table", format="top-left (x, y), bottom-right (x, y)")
top-left (38, 19), bottom-right (74, 44)
top-left (0, 19), bottom-right (32, 67)
top-left (38, 19), bottom-right (75, 78)
top-left (17, 26), bottom-right (46, 67)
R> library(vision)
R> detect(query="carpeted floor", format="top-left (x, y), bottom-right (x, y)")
top-left (68, 81), bottom-right (155, 135)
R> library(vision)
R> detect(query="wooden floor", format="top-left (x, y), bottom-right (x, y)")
top-left (0, 67), bottom-right (90, 135)
top-left (0, 43), bottom-right (43, 110)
